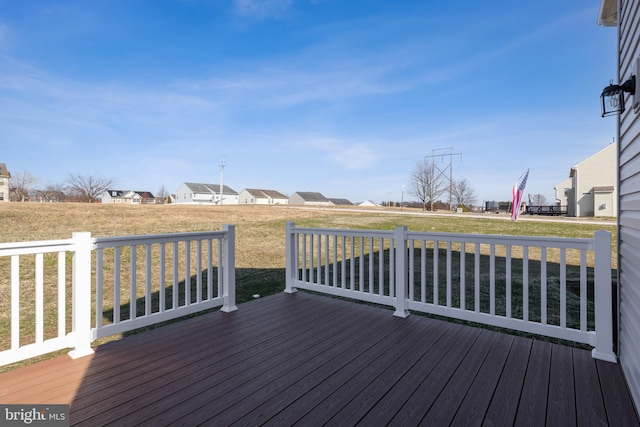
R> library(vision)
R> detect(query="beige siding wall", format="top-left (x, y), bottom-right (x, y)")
top-left (575, 143), bottom-right (618, 217)
top-left (554, 177), bottom-right (572, 207)
top-left (618, 0), bottom-right (640, 413)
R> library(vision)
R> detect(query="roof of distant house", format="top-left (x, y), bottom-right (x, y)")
top-left (328, 198), bottom-right (353, 205)
top-left (183, 182), bottom-right (238, 195)
top-left (292, 192), bottom-right (329, 202)
top-left (243, 188), bottom-right (288, 199)
top-left (0, 163), bottom-right (10, 178)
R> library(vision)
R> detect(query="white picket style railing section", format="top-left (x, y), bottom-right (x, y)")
top-left (93, 227), bottom-right (237, 340)
top-left (285, 222), bottom-right (616, 362)
top-left (0, 226), bottom-right (236, 367)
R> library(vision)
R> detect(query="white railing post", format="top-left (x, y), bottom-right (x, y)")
top-left (592, 230), bottom-right (616, 362)
top-left (394, 226), bottom-right (409, 318)
top-left (221, 224), bottom-right (238, 313)
top-left (68, 232), bottom-right (94, 359)
top-left (285, 222), bottom-right (298, 294)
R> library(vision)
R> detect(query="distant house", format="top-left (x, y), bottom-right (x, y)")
top-left (239, 189), bottom-right (288, 205)
top-left (554, 177), bottom-right (572, 209)
top-left (288, 192), bottom-right (332, 206)
top-left (174, 182), bottom-right (239, 205)
top-left (554, 142), bottom-right (617, 217)
top-left (359, 200), bottom-right (381, 207)
top-left (0, 163), bottom-right (10, 202)
top-left (101, 190), bottom-right (156, 205)
top-left (327, 198), bottom-right (353, 206)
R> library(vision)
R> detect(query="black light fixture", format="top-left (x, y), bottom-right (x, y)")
top-left (601, 75), bottom-right (636, 117)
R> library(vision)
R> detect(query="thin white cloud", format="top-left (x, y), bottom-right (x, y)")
top-left (233, 0), bottom-right (293, 20)
top-left (304, 136), bottom-right (378, 170)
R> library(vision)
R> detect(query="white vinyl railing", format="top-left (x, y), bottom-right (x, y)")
top-left (285, 222), bottom-right (616, 362)
top-left (0, 226), bottom-right (236, 367)
top-left (92, 227), bottom-right (237, 340)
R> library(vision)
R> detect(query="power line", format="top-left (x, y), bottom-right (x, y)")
top-left (424, 148), bottom-right (462, 210)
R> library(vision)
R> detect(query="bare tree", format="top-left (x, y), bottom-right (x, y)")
top-left (9, 170), bottom-right (37, 202)
top-left (451, 178), bottom-right (477, 210)
top-left (156, 185), bottom-right (169, 204)
top-left (409, 158), bottom-right (446, 211)
top-left (66, 174), bottom-right (115, 203)
top-left (529, 194), bottom-right (548, 206)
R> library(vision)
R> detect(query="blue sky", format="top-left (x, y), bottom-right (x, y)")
top-left (0, 0), bottom-right (617, 204)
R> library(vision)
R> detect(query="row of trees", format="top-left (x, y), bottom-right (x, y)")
top-left (7, 171), bottom-right (170, 203)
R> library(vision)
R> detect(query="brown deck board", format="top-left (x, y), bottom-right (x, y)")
top-left (515, 339), bottom-right (552, 426)
top-left (547, 344), bottom-right (576, 426)
top-left (597, 359), bottom-right (640, 426)
top-left (574, 348), bottom-right (608, 426)
top-left (482, 336), bottom-right (532, 426)
top-left (0, 291), bottom-right (638, 426)
top-left (388, 324), bottom-right (482, 426)
top-left (449, 331), bottom-right (515, 427)
top-left (419, 328), bottom-right (499, 426)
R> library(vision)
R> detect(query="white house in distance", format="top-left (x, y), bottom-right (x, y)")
top-left (101, 190), bottom-right (155, 205)
top-left (288, 192), bottom-right (332, 206)
top-left (359, 200), bottom-right (381, 207)
top-left (238, 189), bottom-right (288, 205)
top-left (174, 182), bottom-right (239, 205)
top-left (0, 162), bottom-right (10, 202)
top-left (554, 142), bottom-right (617, 217)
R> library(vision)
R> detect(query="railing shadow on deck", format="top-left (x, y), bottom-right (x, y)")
top-left (286, 222), bottom-right (616, 360)
top-left (303, 246), bottom-right (617, 348)
top-left (97, 267), bottom-right (286, 339)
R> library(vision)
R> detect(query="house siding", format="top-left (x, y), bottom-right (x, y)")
top-left (560, 143), bottom-right (618, 217)
top-left (554, 177), bottom-right (572, 210)
top-left (617, 0), bottom-right (640, 413)
top-left (0, 163), bottom-right (10, 202)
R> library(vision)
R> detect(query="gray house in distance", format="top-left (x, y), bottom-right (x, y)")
top-left (174, 182), bottom-right (239, 205)
top-left (288, 192), bottom-right (332, 206)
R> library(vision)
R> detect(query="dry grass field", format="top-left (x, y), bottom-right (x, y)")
top-left (0, 203), bottom-right (617, 371)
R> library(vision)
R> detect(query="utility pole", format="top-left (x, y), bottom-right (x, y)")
top-left (424, 148), bottom-right (462, 210)
top-left (219, 157), bottom-right (226, 205)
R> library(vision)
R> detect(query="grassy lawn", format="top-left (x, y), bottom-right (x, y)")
top-left (0, 203), bottom-right (617, 371)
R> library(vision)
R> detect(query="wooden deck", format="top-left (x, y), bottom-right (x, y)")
top-left (1, 291), bottom-right (638, 426)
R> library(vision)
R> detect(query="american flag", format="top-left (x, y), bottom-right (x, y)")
top-left (511, 170), bottom-right (529, 221)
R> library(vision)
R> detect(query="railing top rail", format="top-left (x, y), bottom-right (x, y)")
top-left (289, 224), bottom-right (600, 249)
top-left (406, 230), bottom-right (596, 249)
top-left (289, 226), bottom-right (395, 239)
top-left (93, 230), bottom-right (227, 248)
top-left (0, 238), bottom-right (75, 256)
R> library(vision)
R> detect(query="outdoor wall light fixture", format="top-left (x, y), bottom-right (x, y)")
top-left (601, 75), bottom-right (636, 117)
